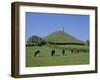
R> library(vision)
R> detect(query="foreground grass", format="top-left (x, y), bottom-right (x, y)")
top-left (26, 45), bottom-right (89, 67)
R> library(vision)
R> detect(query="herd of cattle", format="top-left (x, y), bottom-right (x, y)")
top-left (34, 49), bottom-right (80, 57)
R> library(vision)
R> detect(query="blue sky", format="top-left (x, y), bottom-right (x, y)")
top-left (26, 12), bottom-right (89, 41)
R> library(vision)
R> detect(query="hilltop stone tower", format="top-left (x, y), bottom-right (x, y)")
top-left (60, 27), bottom-right (64, 32)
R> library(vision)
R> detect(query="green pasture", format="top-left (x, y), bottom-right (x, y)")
top-left (26, 45), bottom-right (89, 67)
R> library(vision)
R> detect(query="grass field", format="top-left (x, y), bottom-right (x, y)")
top-left (26, 45), bottom-right (89, 67)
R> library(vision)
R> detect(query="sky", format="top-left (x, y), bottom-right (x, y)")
top-left (26, 12), bottom-right (89, 41)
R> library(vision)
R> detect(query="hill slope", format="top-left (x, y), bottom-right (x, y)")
top-left (44, 31), bottom-right (84, 44)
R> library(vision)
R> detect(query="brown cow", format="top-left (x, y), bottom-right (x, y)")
top-left (71, 49), bottom-right (80, 54)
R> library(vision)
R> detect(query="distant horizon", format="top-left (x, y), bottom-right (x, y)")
top-left (26, 12), bottom-right (89, 41)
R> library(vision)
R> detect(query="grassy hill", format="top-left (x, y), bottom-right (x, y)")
top-left (44, 31), bottom-right (84, 44)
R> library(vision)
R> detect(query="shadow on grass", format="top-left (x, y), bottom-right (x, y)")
top-left (33, 54), bottom-right (68, 58)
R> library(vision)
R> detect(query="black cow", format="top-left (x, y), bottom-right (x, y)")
top-left (34, 50), bottom-right (40, 57)
top-left (71, 49), bottom-right (74, 54)
top-left (62, 50), bottom-right (65, 56)
top-left (51, 50), bottom-right (55, 56)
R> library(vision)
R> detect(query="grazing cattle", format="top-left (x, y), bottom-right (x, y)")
top-left (75, 49), bottom-right (80, 53)
top-left (71, 49), bottom-right (74, 54)
top-left (51, 50), bottom-right (55, 56)
top-left (62, 50), bottom-right (65, 55)
top-left (34, 50), bottom-right (40, 57)
top-left (71, 49), bottom-right (80, 54)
